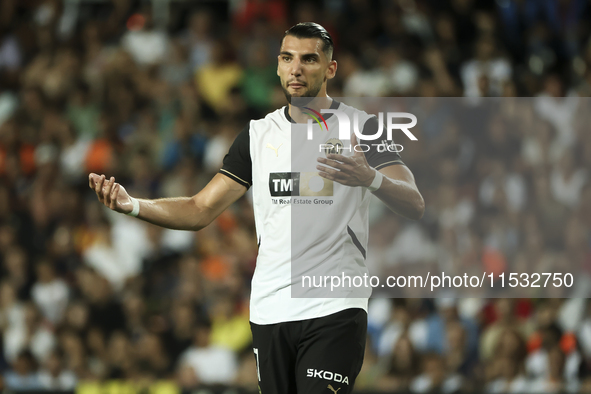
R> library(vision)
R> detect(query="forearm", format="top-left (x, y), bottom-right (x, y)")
top-left (135, 197), bottom-right (211, 231)
top-left (133, 174), bottom-right (246, 231)
top-left (371, 173), bottom-right (425, 221)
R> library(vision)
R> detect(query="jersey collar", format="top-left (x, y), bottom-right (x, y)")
top-left (284, 99), bottom-right (341, 123)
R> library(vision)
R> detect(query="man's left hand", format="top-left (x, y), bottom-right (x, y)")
top-left (316, 133), bottom-right (376, 187)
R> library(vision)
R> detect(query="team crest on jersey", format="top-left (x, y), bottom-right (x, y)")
top-left (323, 138), bottom-right (343, 155)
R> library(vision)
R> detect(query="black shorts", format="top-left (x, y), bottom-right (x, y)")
top-left (250, 308), bottom-right (367, 394)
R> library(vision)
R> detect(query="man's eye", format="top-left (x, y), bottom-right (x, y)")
top-left (283, 56), bottom-right (291, 61)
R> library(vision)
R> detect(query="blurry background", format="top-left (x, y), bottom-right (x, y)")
top-left (0, 0), bottom-right (590, 393)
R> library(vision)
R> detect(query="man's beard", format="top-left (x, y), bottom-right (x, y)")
top-left (281, 79), bottom-right (323, 107)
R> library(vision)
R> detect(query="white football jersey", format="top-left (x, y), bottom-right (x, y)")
top-left (220, 100), bottom-right (403, 324)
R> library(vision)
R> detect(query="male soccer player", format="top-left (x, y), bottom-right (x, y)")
top-left (90, 22), bottom-right (424, 394)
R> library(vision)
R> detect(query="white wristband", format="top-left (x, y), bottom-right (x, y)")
top-left (127, 197), bottom-right (140, 217)
top-left (367, 169), bottom-right (383, 192)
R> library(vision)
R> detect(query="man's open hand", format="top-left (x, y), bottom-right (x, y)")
top-left (89, 173), bottom-right (133, 214)
top-left (316, 133), bottom-right (376, 187)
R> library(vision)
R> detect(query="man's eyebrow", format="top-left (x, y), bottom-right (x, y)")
top-left (279, 51), bottom-right (320, 58)
top-left (301, 53), bottom-right (320, 59)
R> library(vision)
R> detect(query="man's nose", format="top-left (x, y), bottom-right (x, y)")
top-left (290, 58), bottom-right (303, 76)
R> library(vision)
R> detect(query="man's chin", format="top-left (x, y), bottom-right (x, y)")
top-left (282, 85), bottom-right (321, 106)
top-left (288, 89), bottom-right (308, 97)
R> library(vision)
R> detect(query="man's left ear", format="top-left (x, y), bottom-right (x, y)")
top-left (326, 60), bottom-right (337, 80)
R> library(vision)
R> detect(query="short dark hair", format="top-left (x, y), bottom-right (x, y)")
top-left (282, 22), bottom-right (334, 60)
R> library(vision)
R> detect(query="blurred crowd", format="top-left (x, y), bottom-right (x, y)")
top-left (0, 0), bottom-right (590, 392)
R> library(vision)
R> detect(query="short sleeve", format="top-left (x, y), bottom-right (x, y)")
top-left (219, 123), bottom-right (252, 189)
top-left (361, 116), bottom-right (404, 170)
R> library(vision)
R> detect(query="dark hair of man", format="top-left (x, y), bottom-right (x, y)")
top-left (281, 22), bottom-right (334, 60)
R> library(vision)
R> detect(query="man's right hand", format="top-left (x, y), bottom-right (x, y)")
top-left (89, 173), bottom-right (134, 214)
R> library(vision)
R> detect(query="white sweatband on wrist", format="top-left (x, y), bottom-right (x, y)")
top-left (127, 197), bottom-right (140, 217)
top-left (367, 169), bottom-right (383, 192)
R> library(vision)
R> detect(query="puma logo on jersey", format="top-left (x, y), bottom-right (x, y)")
top-left (307, 369), bottom-right (349, 385)
top-left (266, 143), bottom-right (282, 157)
top-left (327, 384), bottom-right (341, 393)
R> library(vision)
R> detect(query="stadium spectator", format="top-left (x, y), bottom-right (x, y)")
top-left (379, 335), bottom-right (421, 391)
top-left (121, 8), bottom-right (169, 67)
top-left (461, 35), bottom-right (512, 97)
top-left (3, 350), bottom-right (42, 390)
top-left (38, 350), bottom-right (77, 390)
top-left (178, 321), bottom-right (238, 385)
top-left (31, 259), bottom-right (69, 325)
top-left (194, 40), bottom-right (243, 114)
top-left (410, 352), bottom-right (463, 393)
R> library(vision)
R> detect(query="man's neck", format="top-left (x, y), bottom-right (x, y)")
top-left (288, 95), bottom-right (333, 123)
